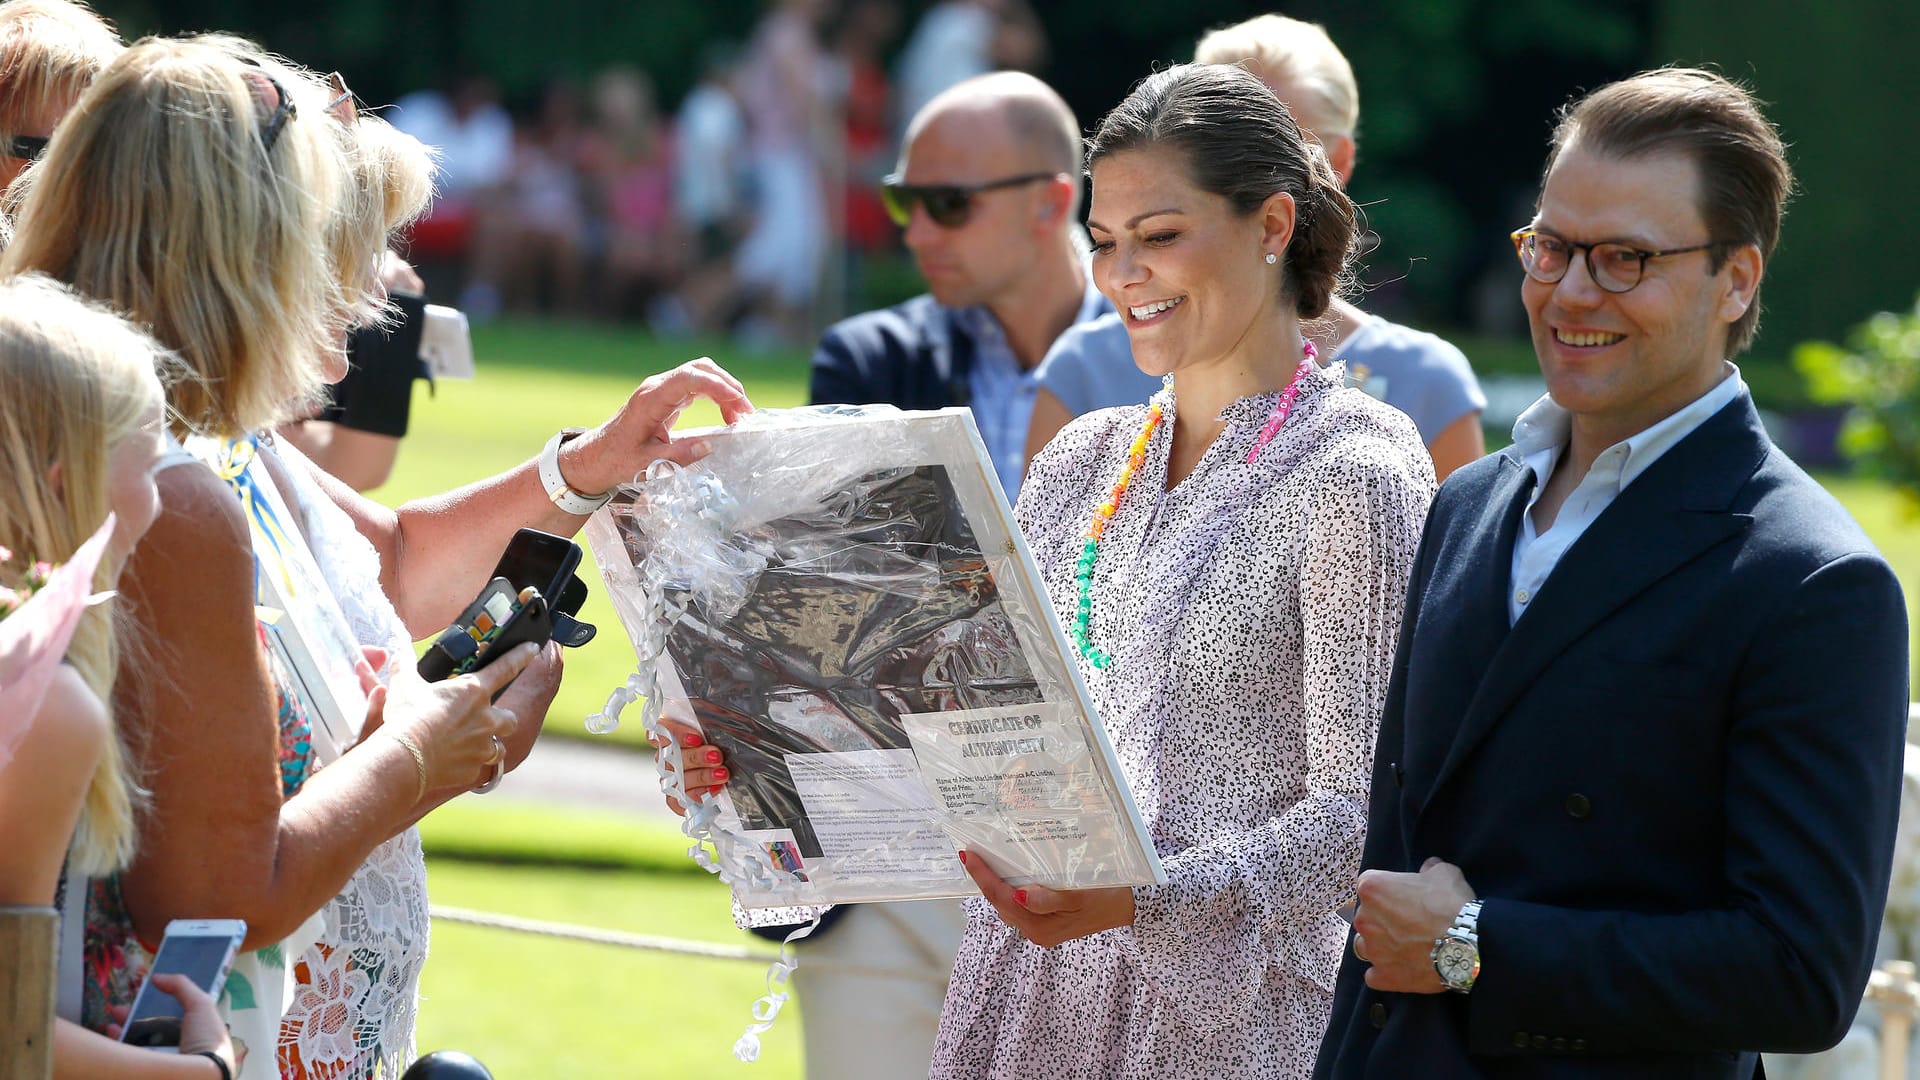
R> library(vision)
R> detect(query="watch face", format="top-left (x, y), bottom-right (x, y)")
top-left (1436, 940), bottom-right (1477, 986)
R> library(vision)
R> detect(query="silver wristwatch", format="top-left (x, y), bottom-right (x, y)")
top-left (1430, 899), bottom-right (1482, 993)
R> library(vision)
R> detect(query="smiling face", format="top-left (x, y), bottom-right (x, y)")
top-left (1524, 139), bottom-right (1757, 443)
top-left (1087, 146), bottom-right (1290, 379)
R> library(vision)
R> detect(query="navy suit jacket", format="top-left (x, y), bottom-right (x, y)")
top-left (1315, 396), bottom-right (1909, 1080)
top-left (808, 294), bottom-right (975, 409)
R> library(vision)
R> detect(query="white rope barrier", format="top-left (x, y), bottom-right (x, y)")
top-left (428, 904), bottom-right (946, 984)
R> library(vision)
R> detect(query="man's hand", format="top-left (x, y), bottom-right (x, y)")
top-left (560, 358), bottom-right (754, 495)
top-left (1351, 857), bottom-right (1476, 993)
top-left (960, 849), bottom-right (1134, 948)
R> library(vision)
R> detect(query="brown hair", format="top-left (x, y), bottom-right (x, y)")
top-left (1546, 67), bottom-right (1793, 357)
top-left (1087, 62), bottom-right (1356, 319)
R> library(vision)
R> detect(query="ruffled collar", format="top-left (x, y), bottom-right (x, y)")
top-left (1148, 359), bottom-right (1345, 428)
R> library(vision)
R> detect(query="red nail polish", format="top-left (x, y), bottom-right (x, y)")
top-left (706, 749), bottom-right (722, 764)
top-left (709, 784), bottom-right (724, 795)
top-left (680, 733), bottom-right (701, 748)
top-left (957, 851), bottom-right (968, 865)
top-left (713, 767), bottom-right (729, 782)
top-left (1014, 889), bottom-right (1028, 907)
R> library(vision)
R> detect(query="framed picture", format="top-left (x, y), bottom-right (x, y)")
top-left (586, 407), bottom-right (1164, 909)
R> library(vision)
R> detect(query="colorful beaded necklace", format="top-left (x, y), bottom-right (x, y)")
top-left (1069, 340), bottom-right (1318, 669)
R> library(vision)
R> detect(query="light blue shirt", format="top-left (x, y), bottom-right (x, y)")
top-left (954, 273), bottom-right (1109, 500)
top-left (1035, 313), bottom-right (1486, 445)
top-left (1507, 367), bottom-right (1747, 625)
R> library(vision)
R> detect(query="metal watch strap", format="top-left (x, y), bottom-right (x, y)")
top-left (1451, 899), bottom-right (1482, 936)
top-left (539, 428), bottom-right (611, 515)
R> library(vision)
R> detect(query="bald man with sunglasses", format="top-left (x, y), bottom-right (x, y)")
top-left (808, 70), bottom-right (1110, 500)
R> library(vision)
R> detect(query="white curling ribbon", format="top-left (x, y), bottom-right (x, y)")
top-left (589, 442), bottom-right (851, 1058)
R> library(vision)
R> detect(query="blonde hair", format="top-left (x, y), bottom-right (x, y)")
top-left (0, 273), bottom-right (173, 876)
top-left (207, 44), bottom-right (434, 337)
top-left (0, 0), bottom-right (122, 141)
top-left (1, 35), bottom-right (342, 438)
top-left (1194, 14), bottom-right (1359, 141)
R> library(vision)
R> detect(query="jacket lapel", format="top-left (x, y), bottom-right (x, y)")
top-left (1420, 397), bottom-right (1767, 811)
top-left (1399, 453), bottom-right (1532, 811)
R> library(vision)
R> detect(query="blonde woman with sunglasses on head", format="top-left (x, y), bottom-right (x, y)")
top-left (2, 39), bottom-right (549, 1080)
top-left (4, 33), bottom-right (750, 1080)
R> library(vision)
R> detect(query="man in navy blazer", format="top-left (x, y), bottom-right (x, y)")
top-left (1315, 70), bottom-right (1910, 1079)
top-left (808, 71), bottom-right (1110, 500)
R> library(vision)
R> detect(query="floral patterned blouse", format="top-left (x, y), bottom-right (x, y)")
top-left (930, 365), bottom-right (1434, 1079)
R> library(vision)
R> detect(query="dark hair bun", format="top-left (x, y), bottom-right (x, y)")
top-left (1088, 63), bottom-right (1356, 319)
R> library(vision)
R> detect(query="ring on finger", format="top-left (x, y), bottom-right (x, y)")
top-left (1352, 933), bottom-right (1369, 963)
top-left (473, 736), bottom-right (507, 794)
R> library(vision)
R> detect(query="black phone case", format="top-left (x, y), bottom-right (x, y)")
top-left (418, 580), bottom-right (555, 684)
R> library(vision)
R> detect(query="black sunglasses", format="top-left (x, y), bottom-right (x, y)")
top-left (880, 172), bottom-right (1059, 228)
top-left (6, 134), bottom-right (48, 161)
top-left (236, 58), bottom-right (298, 153)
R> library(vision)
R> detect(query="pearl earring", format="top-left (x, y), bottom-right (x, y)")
top-left (1265, 252), bottom-right (1278, 265)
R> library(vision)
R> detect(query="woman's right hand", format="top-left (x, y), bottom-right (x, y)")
top-left (366, 643), bottom-right (539, 794)
top-left (647, 718), bottom-right (729, 817)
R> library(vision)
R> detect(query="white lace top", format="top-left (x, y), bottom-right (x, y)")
top-left (930, 365), bottom-right (1434, 1079)
top-left (265, 438), bottom-right (431, 1080)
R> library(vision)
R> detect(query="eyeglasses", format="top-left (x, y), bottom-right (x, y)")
top-left (880, 172), bottom-right (1059, 228)
top-left (5, 134), bottom-right (48, 161)
top-left (1511, 228), bottom-right (1717, 294)
top-left (323, 72), bottom-right (356, 124)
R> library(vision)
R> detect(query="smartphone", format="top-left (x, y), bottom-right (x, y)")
top-left (492, 529), bottom-right (582, 607)
top-left (119, 918), bottom-right (246, 1049)
top-left (417, 579), bottom-right (552, 682)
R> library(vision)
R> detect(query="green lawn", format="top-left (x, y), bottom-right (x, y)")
top-left (414, 802), bottom-right (804, 1078)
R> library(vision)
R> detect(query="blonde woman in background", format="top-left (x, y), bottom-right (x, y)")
top-left (1027, 13), bottom-right (1487, 481)
top-left (0, 0), bottom-right (121, 195)
top-left (0, 272), bottom-right (241, 1079)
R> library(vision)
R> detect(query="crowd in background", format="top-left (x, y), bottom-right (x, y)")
top-left (389, 0), bottom-right (1045, 347)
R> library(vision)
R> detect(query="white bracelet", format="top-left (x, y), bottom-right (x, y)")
top-left (539, 428), bottom-right (612, 515)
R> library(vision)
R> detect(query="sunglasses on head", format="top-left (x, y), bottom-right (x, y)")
top-left (6, 134), bottom-right (48, 161)
top-left (880, 172), bottom-right (1059, 228)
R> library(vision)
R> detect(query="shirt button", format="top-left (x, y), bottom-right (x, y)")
top-left (1369, 1002), bottom-right (1387, 1029)
top-left (1515, 588), bottom-right (1532, 605)
top-left (1565, 793), bottom-right (1592, 819)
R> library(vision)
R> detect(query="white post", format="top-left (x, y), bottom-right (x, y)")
top-left (1866, 959), bottom-right (1920, 1080)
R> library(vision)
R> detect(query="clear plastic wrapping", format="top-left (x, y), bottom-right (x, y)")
top-left (584, 406), bottom-right (1164, 913)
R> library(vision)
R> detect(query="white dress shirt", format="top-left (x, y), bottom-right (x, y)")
top-left (1507, 367), bottom-right (1747, 625)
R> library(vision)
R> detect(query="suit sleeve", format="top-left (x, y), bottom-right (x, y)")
top-left (1466, 551), bottom-right (1910, 1056)
top-left (1115, 444), bottom-right (1432, 1035)
top-left (807, 327), bottom-right (865, 407)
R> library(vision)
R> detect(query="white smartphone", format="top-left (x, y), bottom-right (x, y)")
top-left (118, 918), bottom-right (246, 1050)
